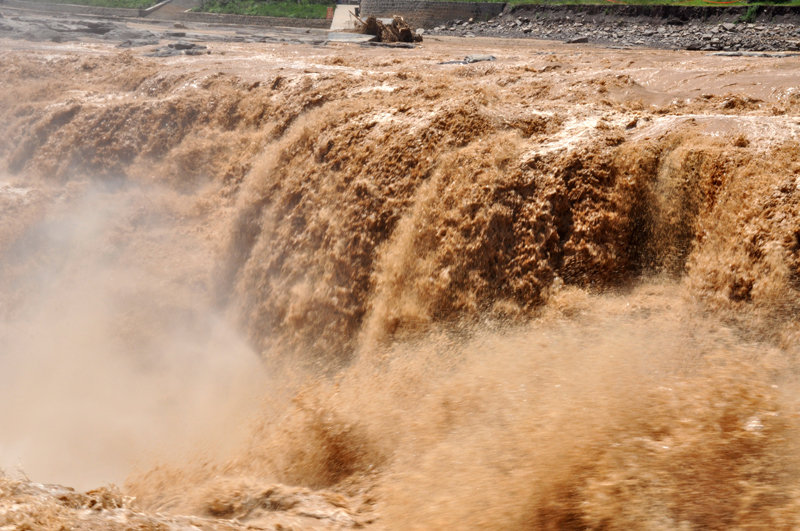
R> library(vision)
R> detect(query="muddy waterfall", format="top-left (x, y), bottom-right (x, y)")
top-left (2, 44), bottom-right (800, 529)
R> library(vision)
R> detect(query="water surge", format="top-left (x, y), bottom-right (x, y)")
top-left (2, 43), bottom-right (800, 529)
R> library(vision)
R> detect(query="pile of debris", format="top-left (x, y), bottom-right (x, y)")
top-left (357, 15), bottom-right (423, 43)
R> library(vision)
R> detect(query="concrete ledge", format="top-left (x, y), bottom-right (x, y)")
top-left (141, 0), bottom-right (170, 15)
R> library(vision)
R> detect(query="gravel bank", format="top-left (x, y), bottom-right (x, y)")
top-left (426, 7), bottom-right (800, 51)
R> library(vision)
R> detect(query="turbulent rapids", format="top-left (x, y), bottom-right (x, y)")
top-left (2, 19), bottom-right (800, 529)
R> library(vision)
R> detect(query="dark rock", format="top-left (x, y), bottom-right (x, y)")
top-left (363, 41), bottom-right (415, 48)
top-left (712, 51), bottom-right (800, 57)
top-left (149, 42), bottom-right (208, 56)
top-left (566, 36), bottom-right (588, 44)
top-left (147, 48), bottom-right (178, 57)
top-left (107, 29), bottom-right (155, 41)
top-left (439, 54), bottom-right (495, 65)
top-left (117, 38), bottom-right (158, 48)
top-left (168, 41), bottom-right (198, 50)
top-left (82, 21), bottom-right (115, 35)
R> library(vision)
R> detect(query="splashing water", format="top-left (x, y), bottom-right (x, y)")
top-left (2, 35), bottom-right (800, 529)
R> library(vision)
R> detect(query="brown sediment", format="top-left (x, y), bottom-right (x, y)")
top-left (3, 30), bottom-right (800, 530)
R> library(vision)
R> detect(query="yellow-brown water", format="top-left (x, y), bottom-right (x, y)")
top-left (2, 33), bottom-right (800, 529)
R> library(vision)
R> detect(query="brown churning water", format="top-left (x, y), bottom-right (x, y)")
top-left (2, 38), bottom-right (800, 529)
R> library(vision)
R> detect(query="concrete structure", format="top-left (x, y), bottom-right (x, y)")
top-left (165, 10), bottom-right (331, 27)
top-left (143, 0), bottom-right (198, 17)
top-left (358, 0), bottom-right (505, 28)
top-left (327, 31), bottom-right (374, 42)
top-left (329, 4), bottom-right (360, 31)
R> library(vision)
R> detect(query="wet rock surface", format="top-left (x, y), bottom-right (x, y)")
top-left (0, 14), bottom-right (158, 43)
top-left (0, 7), bottom-right (329, 48)
top-left (147, 41), bottom-right (209, 56)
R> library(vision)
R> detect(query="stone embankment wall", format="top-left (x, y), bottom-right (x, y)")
top-left (359, 0), bottom-right (505, 27)
top-left (163, 11), bottom-right (330, 27)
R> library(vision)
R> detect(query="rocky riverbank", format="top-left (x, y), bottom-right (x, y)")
top-left (427, 8), bottom-right (800, 51)
top-left (0, 8), bottom-right (329, 47)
